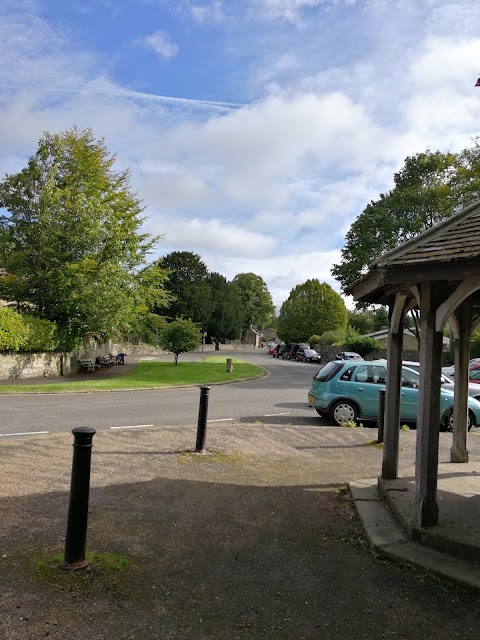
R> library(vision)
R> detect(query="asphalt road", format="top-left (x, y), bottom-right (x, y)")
top-left (0, 351), bottom-right (324, 437)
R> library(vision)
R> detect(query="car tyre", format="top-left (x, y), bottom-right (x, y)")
top-left (329, 400), bottom-right (358, 426)
top-left (443, 408), bottom-right (473, 432)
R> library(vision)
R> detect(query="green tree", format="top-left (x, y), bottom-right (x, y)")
top-left (159, 252), bottom-right (213, 329)
top-left (0, 127), bottom-right (163, 350)
top-left (276, 279), bottom-right (348, 342)
top-left (373, 307), bottom-right (389, 331)
top-left (0, 307), bottom-right (26, 351)
top-left (332, 150), bottom-right (458, 292)
top-left (348, 310), bottom-right (374, 335)
top-left (159, 318), bottom-right (202, 364)
top-left (206, 272), bottom-right (245, 340)
top-left (232, 273), bottom-right (275, 339)
top-left (21, 316), bottom-right (58, 352)
top-left (343, 328), bottom-right (380, 357)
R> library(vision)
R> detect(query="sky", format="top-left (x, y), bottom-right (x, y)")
top-left (2, 0), bottom-right (480, 310)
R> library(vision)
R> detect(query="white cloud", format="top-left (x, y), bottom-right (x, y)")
top-left (250, 0), bottom-right (357, 24)
top-left (190, 1), bottom-right (225, 24)
top-left (142, 30), bottom-right (178, 59)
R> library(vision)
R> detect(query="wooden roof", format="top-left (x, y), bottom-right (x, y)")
top-left (347, 200), bottom-right (480, 304)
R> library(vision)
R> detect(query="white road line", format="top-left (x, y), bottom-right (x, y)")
top-left (0, 431), bottom-right (49, 437)
top-left (110, 424), bottom-right (154, 430)
top-left (207, 418), bottom-right (234, 423)
top-left (264, 412), bottom-right (291, 416)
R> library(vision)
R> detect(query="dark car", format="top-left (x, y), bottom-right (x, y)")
top-left (295, 348), bottom-right (321, 363)
top-left (283, 343), bottom-right (310, 360)
top-left (272, 344), bottom-right (286, 358)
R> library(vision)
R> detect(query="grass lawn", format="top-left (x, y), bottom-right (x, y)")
top-left (0, 356), bottom-right (264, 394)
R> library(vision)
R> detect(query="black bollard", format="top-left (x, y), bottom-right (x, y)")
top-left (377, 389), bottom-right (386, 444)
top-left (195, 385), bottom-right (210, 453)
top-left (62, 426), bottom-right (96, 570)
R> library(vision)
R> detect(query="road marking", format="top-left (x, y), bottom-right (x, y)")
top-left (0, 431), bottom-right (49, 437)
top-left (207, 418), bottom-right (234, 423)
top-left (264, 412), bottom-right (291, 416)
top-left (110, 424), bottom-right (154, 430)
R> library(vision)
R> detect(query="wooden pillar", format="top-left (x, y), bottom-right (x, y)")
top-left (451, 306), bottom-right (471, 463)
top-left (381, 295), bottom-right (405, 480)
top-left (415, 282), bottom-right (446, 528)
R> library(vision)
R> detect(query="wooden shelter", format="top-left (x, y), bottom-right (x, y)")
top-left (347, 200), bottom-right (480, 528)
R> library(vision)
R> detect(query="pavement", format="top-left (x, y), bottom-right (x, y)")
top-left (4, 355), bottom-right (480, 594)
top-left (3, 358), bottom-right (480, 637)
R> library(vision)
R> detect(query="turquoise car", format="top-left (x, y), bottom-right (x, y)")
top-left (308, 359), bottom-right (480, 430)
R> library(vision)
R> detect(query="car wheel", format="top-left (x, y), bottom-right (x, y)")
top-left (444, 408), bottom-right (473, 432)
top-left (329, 400), bottom-right (358, 426)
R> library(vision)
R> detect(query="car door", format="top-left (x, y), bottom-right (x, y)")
top-left (399, 367), bottom-right (420, 421)
top-left (352, 364), bottom-right (386, 418)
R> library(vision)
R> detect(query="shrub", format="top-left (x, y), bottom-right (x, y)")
top-left (308, 334), bottom-right (322, 347)
top-left (344, 329), bottom-right (380, 358)
top-left (20, 316), bottom-right (58, 352)
top-left (0, 307), bottom-right (27, 351)
top-left (318, 329), bottom-right (346, 346)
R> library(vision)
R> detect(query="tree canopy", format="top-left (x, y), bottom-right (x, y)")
top-left (331, 149), bottom-right (460, 292)
top-left (206, 272), bottom-right (245, 340)
top-left (158, 251), bottom-right (213, 329)
top-left (159, 318), bottom-right (202, 364)
top-left (276, 279), bottom-right (348, 342)
top-left (0, 127), bottom-right (167, 349)
top-left (232, 272), bottom-right (275, 339)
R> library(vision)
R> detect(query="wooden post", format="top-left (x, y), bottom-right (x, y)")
top-left (226, 358), bottom-right (233, 373)
top-left (415, 281), bottom-right (446, 528)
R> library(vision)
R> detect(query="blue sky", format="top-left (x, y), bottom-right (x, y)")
top-left (2, 0), bottom-right (480, 309)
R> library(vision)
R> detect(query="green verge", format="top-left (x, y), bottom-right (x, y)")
top-left (0, 357), bottom-right (264, 394)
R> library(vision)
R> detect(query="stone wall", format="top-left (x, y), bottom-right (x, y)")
top-left (0, 352), bottom-right (77, 380)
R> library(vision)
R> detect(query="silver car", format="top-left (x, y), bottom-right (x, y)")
top-left (404, 361), bottom-right (480, 401)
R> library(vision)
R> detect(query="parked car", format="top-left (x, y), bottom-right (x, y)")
top-left (296, 348), bottom-right (321, 363)
top-left (469, 363), bottom-right (480, 384)
top-left (335, 352), bottom-right (364, 361)
top-left (272, 344), bottom-right (286, 358)
top-left (282, 343), bottom-right (310, 360)
top-left (401, 360), bottom-right (480, 401)
top-left (441, 358), bottom-right (480, 377)
top-left (308, 359), bottom-right (480, 430)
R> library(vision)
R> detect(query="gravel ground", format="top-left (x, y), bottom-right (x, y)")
top-left (1, 423), bottom-right (480, 639)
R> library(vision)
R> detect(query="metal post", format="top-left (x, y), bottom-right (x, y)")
top-left (195, 385), bottom-right (210, 453)
top-left (377, 389), bottom-right (386, 444)
top-left (62, 427), bottom-right (96, 570)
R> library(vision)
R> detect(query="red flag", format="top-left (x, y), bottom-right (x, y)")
top-left (475, 77), bottom-right (480, 87)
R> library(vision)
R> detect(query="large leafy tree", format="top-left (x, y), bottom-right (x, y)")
top-left (159, 251), bottom-right (213, 329)
top-left (276, 279), bottom-right (348, 342)
top-left (331, 150), bottom-right (459, 292)
top-left (0, 127), bottom-right (165, 349)
top-left (205, 272), bottom-right (245, 340)
top-left (232, 272), bottom-right (275, 339)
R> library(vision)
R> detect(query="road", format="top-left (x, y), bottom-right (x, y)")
top-left (0, 351), bottom-right (323, 437)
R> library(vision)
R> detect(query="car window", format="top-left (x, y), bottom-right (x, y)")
top-left (339, 366), bottom-right (356, 381)
top-left (470, 368), bottom-right (480, 381)
top-left (354, 364), bottom-right (386, 384)
top-left (401, 367), bottom-right (419, 389)
top-left (314, 361), bottom-right (343, 381)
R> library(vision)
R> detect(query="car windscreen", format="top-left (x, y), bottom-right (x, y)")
top-left (314, 361), bottom-right (343, 381)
